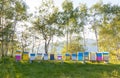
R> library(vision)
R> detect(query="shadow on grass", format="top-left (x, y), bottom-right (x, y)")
top-left (0, 59), bottom-right (120, 78)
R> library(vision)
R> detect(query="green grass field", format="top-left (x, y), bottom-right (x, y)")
top-left (0, 58), bottom-right (120, 78)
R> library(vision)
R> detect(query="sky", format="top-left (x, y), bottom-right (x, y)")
top-left (24, 0), bottom-right (120, 12)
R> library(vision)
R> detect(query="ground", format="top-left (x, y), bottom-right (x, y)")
top-left (0, 58), bottom-right (120, 78)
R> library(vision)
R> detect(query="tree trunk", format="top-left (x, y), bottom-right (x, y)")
top-left (1, 40), bottom-right (4, 57)
top-left (37, 39), bottom-right (41, 53)
top-left (94, 26), bottom-right (99, 52)
top-left (0, 21), bottom-right (1, 57)
top-left (66, 26), bottom-right (69, 53)
top-left (44, 39), bottom-right (47, 54)
top-left (83, 27), bottom-right (86, 51)
top-left (32, 36), bottom-right (35, 53)
top-left (11, 21), bottom-right (17, 57)
top-left (5, 41), bottom-right (8, 56)
top-left (51, 36), bottom-right (54, 53)
top-left (44, 38), bottom-right (51, 54)
top-left (0, 2), bottom-right (4, 57)
top-left (5, 34), bottom-right (9, 56)
top-left (93, 14), bottom-right (99, 52)
top-left (69, 33), bottom-right (72, 51)
top-left (116, 38), bottom-right (120, 60)
top-left (21, 36), bottom-right (25, 53)
top-left (11, 36), bottom-right (14, 57)
top-left (1, 18), bottom-right (4, 57)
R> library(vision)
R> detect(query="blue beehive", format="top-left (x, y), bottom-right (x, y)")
top-left (65, 53), bottom-right (71, 60)
top-left (78, 52), bottom-right (83, 61)
top-left (57, 54), bottom-right (62, 60)
top-left (96, 52), bottom-right (102, 61)
top-left (90, 52), bottom-right (96, 61)
top-left (44, 54), bottom-right (48, 60)
top-left (50, 54), bottom-right (54, 60)
top-left (103, 52), bottom-right (109, 62)
top-left (84, 52), bottom-right (89, 61)
top-left (72, 53), bottom-right (77, 61)
top-left (36, 53), bottom-right (43, 61)
top-left (30, 53), bottom-right (36, 61)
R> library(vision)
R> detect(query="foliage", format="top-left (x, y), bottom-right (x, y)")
top-left (74, 3), bottom-right (89, 51)
top-left (62, 37), bottom-right (84, 54)
top-left (0, 0), bottom-right (120, 62)
top-left (89, 1), bottom-right (120, 60)
top-left (32, 0), bottom-right (63, 54)
top-left (0, 0), bottom-right (28, 57)
top-left (94, 3), bottom-right (120, 59)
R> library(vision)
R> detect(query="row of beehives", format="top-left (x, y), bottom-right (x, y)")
top-left (15, 51), bottom-right (109, 63)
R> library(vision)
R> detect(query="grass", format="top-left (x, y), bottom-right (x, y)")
top-left (0, 58), bottom-right (120, 78)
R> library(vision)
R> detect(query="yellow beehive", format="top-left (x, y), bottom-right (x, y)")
top-left (23, 52), bottom-right (29, 61)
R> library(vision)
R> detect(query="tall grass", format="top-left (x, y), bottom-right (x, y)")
top-left (0, 57), bottom-right (120, 78)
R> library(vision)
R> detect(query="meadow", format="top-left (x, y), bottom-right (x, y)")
top-left (0, 57), bottom-right (120, 78)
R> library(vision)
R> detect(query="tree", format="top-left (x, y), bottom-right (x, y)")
top-left (0, 0), bottom-right (28, 57)
top-left (62, 37), bottom-right (84, 54)
top-left (33, 0), bottom-right (61, 54)
top-left (74, 3), bottom-right (89, 51)
top-left (61, 0), bottom-right (74, 53)
top-left (99, 4), bottom-right (120, 59)
top-left (90, 1), bottom-right (103, 52)
top-left (11, 0), bottom-right (28, 57)
top-left (90, 2), bottom-right (120, 59)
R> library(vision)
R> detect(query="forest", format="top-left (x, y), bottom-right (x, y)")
top-left (0, 0), bottom-right (120, 61)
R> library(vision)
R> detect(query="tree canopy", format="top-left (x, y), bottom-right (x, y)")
top-left (0, 0), bottom-right (120, 60)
